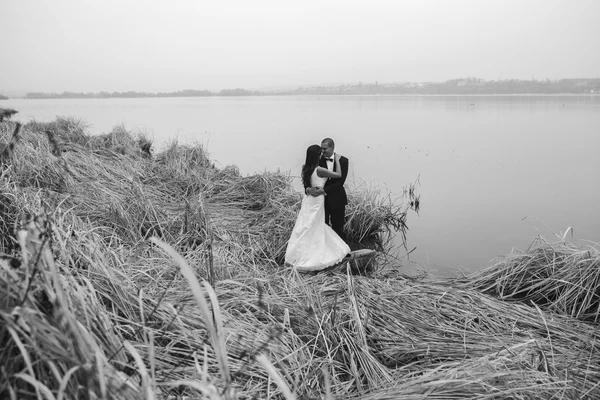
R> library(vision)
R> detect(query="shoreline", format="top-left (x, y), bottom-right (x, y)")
top-left (6, 92), bottom-right (600, 100)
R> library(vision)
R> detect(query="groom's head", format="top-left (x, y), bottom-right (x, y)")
top-left (321, 138), bottom-right (335, 158)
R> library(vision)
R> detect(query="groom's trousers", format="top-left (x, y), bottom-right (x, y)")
top-left (325, 203), bottom-right (347, 243)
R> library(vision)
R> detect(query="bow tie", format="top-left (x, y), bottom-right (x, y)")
top-left (324, 157), bottom-right (333, 161)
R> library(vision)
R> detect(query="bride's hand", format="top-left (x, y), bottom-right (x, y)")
top-left (334, 153), bottom-right (341, 161)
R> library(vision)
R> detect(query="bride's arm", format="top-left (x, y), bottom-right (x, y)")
top-left (316, 154), bottom-right (342, 179)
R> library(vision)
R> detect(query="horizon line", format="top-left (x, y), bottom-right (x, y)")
top-left (3, 76), bottom-right (600, 97)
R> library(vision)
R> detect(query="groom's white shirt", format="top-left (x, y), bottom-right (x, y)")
top-left (325, 154), bottom-right (334, 171)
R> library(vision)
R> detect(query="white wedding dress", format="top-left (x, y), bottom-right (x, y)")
top-left (284, 168), bottom-right (350, 272)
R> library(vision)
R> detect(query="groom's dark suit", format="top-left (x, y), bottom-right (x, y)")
top-left (319, 155), bottom-right (349, 242)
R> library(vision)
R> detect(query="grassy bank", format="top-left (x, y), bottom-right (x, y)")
top-left (1, 117), bottom-right (599, 399)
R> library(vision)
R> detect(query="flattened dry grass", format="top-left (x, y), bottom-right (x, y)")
top-left (3, 224), bottom-right (600, 399)
top-left (345, 179), bottom-right (417, 250)
top-left (454, 234), bottom-right (600, 323)
top-left (1, 119), bottom-right (209, 250)
top-left (1, 117), bottom-right (599, 399)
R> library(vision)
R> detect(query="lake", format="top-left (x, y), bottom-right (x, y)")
top-left (5, 95), bottom-right (600, 277)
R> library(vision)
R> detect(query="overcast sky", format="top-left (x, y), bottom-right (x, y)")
top-left (2, 0), bottom-right (599, 93)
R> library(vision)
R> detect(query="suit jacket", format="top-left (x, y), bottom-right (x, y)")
top-left (319, 155), bottom-right (349, 209)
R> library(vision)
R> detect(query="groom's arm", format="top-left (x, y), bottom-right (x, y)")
top-left (324, 157), bottom-right (348, 194)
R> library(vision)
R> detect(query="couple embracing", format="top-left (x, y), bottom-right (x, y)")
top-left (284, 138), bottom-right (351, 272)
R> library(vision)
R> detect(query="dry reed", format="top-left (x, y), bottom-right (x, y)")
top-left (453, 234), bottom-right (600, 323)
top-left (1, 117), bottom-right (599, 399)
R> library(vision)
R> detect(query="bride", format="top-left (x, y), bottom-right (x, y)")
top-left (285, 144), bottom-right (351, 272)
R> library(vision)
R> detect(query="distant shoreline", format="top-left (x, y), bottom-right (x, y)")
top-left (7, 92), bottom-right (600, 100)
top-left (4, 78), bottom-right (599, 99)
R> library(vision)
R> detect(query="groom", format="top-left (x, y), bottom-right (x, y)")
top-left (307, 138), bottom-right (349, 242)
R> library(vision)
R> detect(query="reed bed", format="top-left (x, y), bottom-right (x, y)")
top-left (3, 222), bottom-right (600, 398)
top-left (1, 120), bottom-right (209, 249)
top-left (453, 235), bottom-right (600, 323)
top-left (202, 173), bottom-right (409, 270)
top-left (2, 117), bottom-right (599, 399)
top-left (345, 180), bottom-right (416, 251)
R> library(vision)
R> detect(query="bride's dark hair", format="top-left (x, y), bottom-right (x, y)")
top-left (302, 144), bottom-right (322, 189)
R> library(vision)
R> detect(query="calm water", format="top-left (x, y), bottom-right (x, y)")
top-left (6, 95), bottom-right (600, 276)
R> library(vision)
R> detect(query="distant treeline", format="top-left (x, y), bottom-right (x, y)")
top-left (24, 88), bottom-right (263, 99)
top-left (22, 78), bottom-right (600, 99)
top-left (0, 94), bottom-right (8, 100)
top-left (282, 78), bottom-right (600, 95)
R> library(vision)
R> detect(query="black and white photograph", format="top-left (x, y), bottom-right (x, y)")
top-left (1, 1), bottom-right (599, 398)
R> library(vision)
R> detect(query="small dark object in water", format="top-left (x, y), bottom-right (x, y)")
top-left (410, 195), bottom-right (421, 213)
top-left (0, 108), bottom-right (18, 122)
